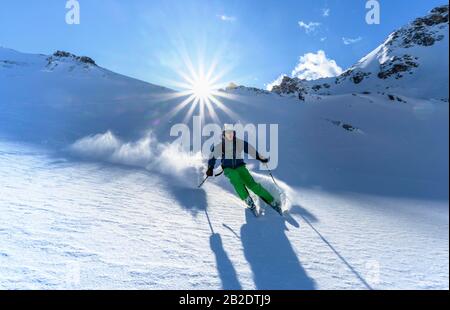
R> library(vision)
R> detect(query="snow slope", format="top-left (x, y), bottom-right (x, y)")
top-left (0, 6), bottom-right (448, 290)
top-left (0, 140), bottom-right (448, 289)
top-left (0, 48), bottom-right (175, 145)
top-left (0, 88), bottom-right (447, 289)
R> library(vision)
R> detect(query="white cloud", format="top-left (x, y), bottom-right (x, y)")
top-left (342, 36), bottom-right (363, 45)
top-left (320, 37), bottom-right (327, 42)
top-left (298, 21), bottom-right (321, 34)
top-left (291, 50), bottom-right (343, 81)
top-left (322, 8), bottom-right (330, 17)
top-left (266, 74), bottom-right (287, 91)
top-left (217, 15), bottom-right (236, 22)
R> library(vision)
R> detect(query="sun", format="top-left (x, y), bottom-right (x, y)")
top-left (191, 76), bottom-right (213, 101)
top-left (162, 55), bottom-right (240, 124)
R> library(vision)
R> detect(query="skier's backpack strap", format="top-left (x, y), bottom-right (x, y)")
top-left (233, 134), bottom-right (236, 159)
top-left (222, 136), bottom-right (225, 160)
top-left (232, 134), bottom-right (237, 168)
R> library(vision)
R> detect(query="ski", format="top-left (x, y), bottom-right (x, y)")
top-left (269, 204), bottom-right (284, 216)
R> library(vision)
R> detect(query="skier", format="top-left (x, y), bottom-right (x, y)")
top-left (206, 125), bottom-right (283, 216)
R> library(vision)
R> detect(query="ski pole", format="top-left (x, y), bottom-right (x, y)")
top-left (198, 176), bottom-right (209, 188)
top-left (264, 163), bottom-right (294, 207)
top-left (198, 167), bottom-right (223, 188)
top-left (263, 162), bottom-right (289, 213)
top-left (204, 210), bottom-right (214, 234)
top-left (264, 162), bottom-right (281, 189)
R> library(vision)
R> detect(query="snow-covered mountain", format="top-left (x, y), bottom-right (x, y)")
top-left (0, 47), bottom-right (176, 145)
top-left (0, 5), bottom-right (448, 290)
top-left (272, 5), bottom-right (449, 101)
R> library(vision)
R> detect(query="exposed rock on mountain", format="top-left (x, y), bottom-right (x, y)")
top-left (270, 5), bottom-right (449, 101)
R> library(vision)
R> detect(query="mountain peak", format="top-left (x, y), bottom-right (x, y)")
top-left (220, 83), bottom-right (271, 96)
top-left (387, 4), bottom-right (448, 49)
top-left (270, 5), bottom-right (449, 101)
top-left (50, 50), bottom-right (97, 66)
top-left (271, 76), bottom-right (309, 101)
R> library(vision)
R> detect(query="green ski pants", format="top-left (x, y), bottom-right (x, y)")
top-left (224, 165), bottom-right (274, 204)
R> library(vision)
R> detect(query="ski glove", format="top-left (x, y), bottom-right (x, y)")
top-left (206, 167), bottom-right (214, 177)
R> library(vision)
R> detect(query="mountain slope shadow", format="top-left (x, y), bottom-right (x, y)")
top-left (240, 210), bottom-right (316, 289)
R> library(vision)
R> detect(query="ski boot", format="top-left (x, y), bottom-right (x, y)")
top-left (245, 196), bottom-right (259, 217)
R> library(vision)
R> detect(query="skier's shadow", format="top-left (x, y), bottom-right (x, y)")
top-left (240, 210), bottom-right (316, 289)
top-left (156, 171), bottom-right (208, 215)
top-left (209, 233), bottom-right (242, 290)
top-left (289, 204), bottom-right (318, 223)
top-left (169, 186), bottom-right (208, 214)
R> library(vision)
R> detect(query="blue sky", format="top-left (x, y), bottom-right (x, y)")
top-left (0, 0), bottom-right (446, 89)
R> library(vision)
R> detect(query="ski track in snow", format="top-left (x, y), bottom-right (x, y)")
top-left (0, 141), bottom-right (448, 290)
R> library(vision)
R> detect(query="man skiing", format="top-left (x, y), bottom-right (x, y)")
top-left (206, 125), bottom-right (282, 216)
